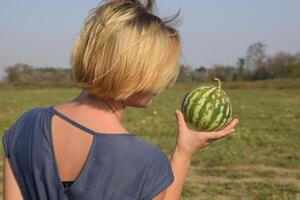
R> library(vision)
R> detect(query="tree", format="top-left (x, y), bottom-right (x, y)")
top-left (191, 66), bottom-right (209, 82)
top-left (195, 66), bottom-right (207, 73)
top-left (266, 51), bottom-right (298, 78)
top-left (208, 65), bottom-right (236, 81)
top-left (5, 66), bottom-right (20, 83)
top-left (236, 58), bottom-right (245, 80)
top-left (177, 64), bottom-right (192, 82)
top-left (4, 63), bottom-right (34, 84)
top-left (252, 64), bottom-right (272, 80)
top-left (245, 42), bottom-right (266, 71)
top-left (4, 63), bottom-right (74, 85)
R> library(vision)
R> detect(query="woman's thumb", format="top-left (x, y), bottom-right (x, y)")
top-left (175, 109), bottom-right (187, 131)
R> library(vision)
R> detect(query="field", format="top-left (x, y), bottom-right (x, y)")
top-left (0, 80), bottom-right (300, 199)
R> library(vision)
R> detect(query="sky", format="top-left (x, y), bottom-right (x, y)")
top-left (0, 0), bottom-right (300, 80)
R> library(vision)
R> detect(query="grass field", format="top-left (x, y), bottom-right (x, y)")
top-left (0, 81), bottom-right (300, 199)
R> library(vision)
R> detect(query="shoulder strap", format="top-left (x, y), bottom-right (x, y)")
top-left (49, 106), bottom-right (96, 136)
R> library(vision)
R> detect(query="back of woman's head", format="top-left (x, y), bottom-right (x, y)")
top-left (71, 0), bottom-right (181, 100)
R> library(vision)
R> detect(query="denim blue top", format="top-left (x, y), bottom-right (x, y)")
top-left (2, 106), bottom-right (174, 200)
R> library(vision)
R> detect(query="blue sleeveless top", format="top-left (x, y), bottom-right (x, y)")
top-left (2, 106), bottom-right (174, 200)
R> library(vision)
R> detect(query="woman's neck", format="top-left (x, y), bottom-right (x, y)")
top-left (70, 90), bottom-right (126, 121)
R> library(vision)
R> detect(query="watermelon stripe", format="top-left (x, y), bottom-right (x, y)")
top-left (195, 101), bottom-right (212, 129)
top-left (224, 95), bottom-right (230, 118)
top-left (206, 102), bottom-right (226, 131)
top-left (183, 87), bottom-right (203, 114)
top-left (184, 86), bottom-right (211, 113)
top-left (182, 88), bottom-right (197, 110)
top-left (221, 90), bottom-right (231, 117)
top-left (181, 88), bottom-right (199, 119)
top-left (218, 102), bottom-right (228, 130)
top-left (190, 87), bottom-right (215, 125)
top-left (183, 85), bottom-right (211, 112)
top-left (187, 87), bottom-right (213, 124)
top-left (222, 96), bottom-right (233, 128)
top-left (205, 89), bottom-right (225, 131)
top-left (181, 92), bottom-right (189, 111)
top-left (225, 102), bottom-right (230, 117)
top-left (207, 92), bottom-right (230, 131)
top-left (181, 90), bottom-right (194, 119)
top-left (185, 90), bottom-right (203, 122)
top-left (198, 95), bottom-right (215, 129)
top-left (186, 88), bottom-right (208, 125)
top-left (212, 90), bottom-right (232, 131)
top-left (195, 87), bottom-right (218, 129)
top-left (221, 91), bottom-right (231, 130)
top-left (215, 118), bottom-right (227, 131)
top-left (215, 105), bottom-right (230, 130)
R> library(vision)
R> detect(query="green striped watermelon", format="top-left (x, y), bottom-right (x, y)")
top-left (181, 78), bottom-right (232, 131)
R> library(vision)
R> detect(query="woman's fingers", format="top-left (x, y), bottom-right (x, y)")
top-left (197, 119), bottom-right (239, 142)
top-left (205, 128), bottom-right (235, 141)
top-left (223, 118), bottom-right (239, 130)
top-left (175, 110), bottom-right (187, 132)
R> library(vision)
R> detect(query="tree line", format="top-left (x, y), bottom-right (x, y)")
top-left (178, 42), bottom-right (300, 82)
top-left (2, 42), bottom-right (300, 86)
top-left (3, 64), bottom-right (74, 86)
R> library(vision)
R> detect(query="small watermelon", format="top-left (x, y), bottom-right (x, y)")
top-left (181, 78), bottom-right (233, 131)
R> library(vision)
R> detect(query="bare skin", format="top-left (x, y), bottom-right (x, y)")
top-left (3, 89), bottom-right (239, 200)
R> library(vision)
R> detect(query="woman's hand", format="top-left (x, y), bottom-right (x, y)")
top-left (174, 109), bottom-right (239, 160)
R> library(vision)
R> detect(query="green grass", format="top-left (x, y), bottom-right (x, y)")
top-left (1, 82), bottom-right (300, 199)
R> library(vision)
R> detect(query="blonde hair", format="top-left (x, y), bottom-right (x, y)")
top-left (70, 0), bottom-right (181, 100)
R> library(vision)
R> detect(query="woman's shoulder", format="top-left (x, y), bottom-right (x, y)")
top-left (132, 136), bottom-right (171, 163)
top-left (2, 106), bottom-right (48, 158)
top-left (2, 106), bottom-right (50, 141)
top-left (5, 106), bottom-right (46, 130)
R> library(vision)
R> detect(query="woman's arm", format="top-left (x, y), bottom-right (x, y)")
top-left (162, 110), bottom-right (239, 200)
top-left (152, 147), bottom-right (191, 200)
top-left (162, 147), bottom-right (192, 200)
top-left (3, 157), bottom-right (24, 200)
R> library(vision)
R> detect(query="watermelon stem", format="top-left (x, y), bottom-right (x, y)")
top-left (214, 77), bottom-right (221, 92)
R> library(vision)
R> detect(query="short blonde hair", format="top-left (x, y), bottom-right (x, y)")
top-left (70, 0), bottom-right (181, 100)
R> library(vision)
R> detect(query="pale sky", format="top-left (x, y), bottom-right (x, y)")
top-left (1, 0), bottom-right (300, 80)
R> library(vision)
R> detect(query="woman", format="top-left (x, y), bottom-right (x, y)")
top-left (2, 0), bottom-right (239, 199)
